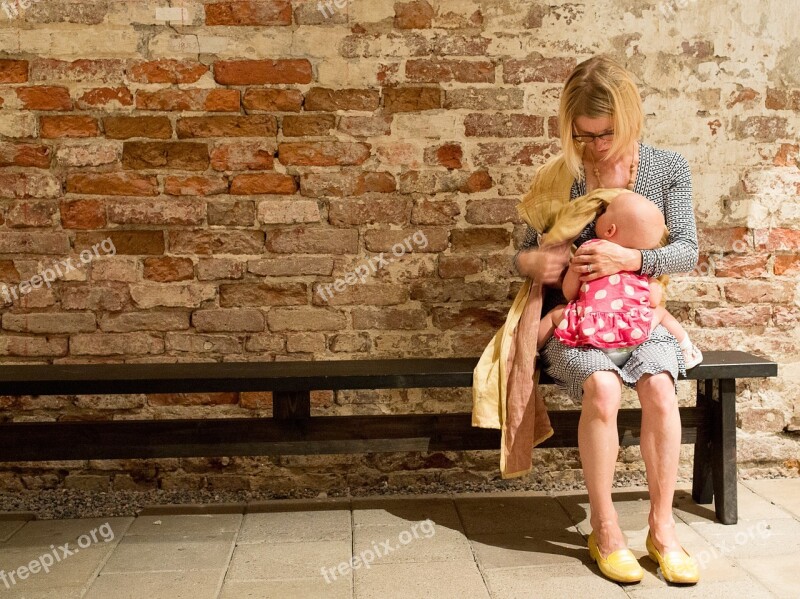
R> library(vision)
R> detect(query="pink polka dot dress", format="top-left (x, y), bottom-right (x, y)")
top-left (554, 242), bottom-right (654, 349)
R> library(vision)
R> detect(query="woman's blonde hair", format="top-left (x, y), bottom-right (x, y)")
top-left (558, 55), bottom-right (644, 178)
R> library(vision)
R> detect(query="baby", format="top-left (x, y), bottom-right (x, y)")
top-left (538, 192), bottom-right (703, 369)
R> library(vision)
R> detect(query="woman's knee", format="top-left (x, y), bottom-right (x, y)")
top-left (581, 370), bottom-right (622, 420)
top-left (636, 372), bottom-right (676, 416)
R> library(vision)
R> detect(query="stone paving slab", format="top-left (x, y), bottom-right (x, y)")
top-left (238, 508), bottom-right (351, 544)
top-left (227, 539), bottom-right (353, 581)
top-left (351, 495), bottom-right (462, 529)
top-left (689, 517), bottom-right (800, 559)
top-left (482, 563), bottom-right (630, 598)
top-left (84, 571), bottom-right (225, 599)
top-left (625, 578), bottom-right (776, 599)
top-left (0, 519), bottom-right (28, 542)
top-left (219, 578), bottom-right (353, 599)
top-left (743, 478), bottom-right (800, 520)
top-left (455, 493), bottom-right (575, 534)
top-left (126, 513), bottom-right (242, 537)
top-left (353, 561), bottom-right (490, 599)
top-left (101, 532), bottom-right (236, 573)
top-left (673, 484), bottom-right (795, 524)
top-left (736, 552), bottom-right (800, 599)
top-left (469, 527), bottom-right (589, 569)
top-left (353, 522), bottom-right (471, 563)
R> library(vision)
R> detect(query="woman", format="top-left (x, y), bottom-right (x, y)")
top-left (515, 55), bottom-right (700, 584)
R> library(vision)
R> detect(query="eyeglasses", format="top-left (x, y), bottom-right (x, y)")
top-left (573, 131), bottom-right (615, 144)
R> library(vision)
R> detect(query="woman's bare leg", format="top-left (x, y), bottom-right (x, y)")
top-left (636, 372), bottom-right (683, 553)
top-left (537, 306), bottom-right (565, 351)
top-left (580, 370), bottom-right (627, 555)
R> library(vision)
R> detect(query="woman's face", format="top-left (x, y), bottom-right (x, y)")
top-left (573, 115), bottom-right (614, 160)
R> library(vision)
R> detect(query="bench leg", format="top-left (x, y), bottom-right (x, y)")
top-left (273, 390), bottom-right (311, 419)
top-left (711, 378), bottom-right (738, 524)
top-left (691, 379), bottom-right (714, 505)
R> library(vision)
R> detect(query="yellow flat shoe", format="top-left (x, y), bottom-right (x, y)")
top-left (646, 531), bottom-right (700, 584)
top-left (587, 531), bottom-right (644, 583)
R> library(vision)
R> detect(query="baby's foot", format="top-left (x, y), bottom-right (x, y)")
top-left (680, 336), bottom-right (703, 369)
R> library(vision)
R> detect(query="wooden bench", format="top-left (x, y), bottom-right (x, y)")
top-left (0, 350), bottom-right (777, 524)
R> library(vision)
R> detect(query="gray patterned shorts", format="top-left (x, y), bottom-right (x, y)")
top-left (540, 325), bottom-right (686, 404)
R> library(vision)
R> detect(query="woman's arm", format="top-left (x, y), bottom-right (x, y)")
top-left (638, 153), bottom-right (699, 277)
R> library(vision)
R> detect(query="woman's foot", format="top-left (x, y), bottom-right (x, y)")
top-left (647, 519), bottom-right (699, 584)
top-left (587, 519), bottom-right (643, 583)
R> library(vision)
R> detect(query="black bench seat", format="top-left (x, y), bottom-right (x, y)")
top-left (0, 350), bottom-right (778, 524)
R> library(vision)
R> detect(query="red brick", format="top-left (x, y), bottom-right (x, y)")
top-left (328, 198), bottom-right (411, 225)
top-left (406, 59), bottom-right (495, 83)
top-left (465, 113), bottom-right (544, 137)
top-left (503, 56), bottom-right (577, 84)
top-left (136, 89), bottom-right (240, 112)
top-left (0, 59), bottom-right (28, 83)
top-left (431, 306), bottom-right (507, 330)
top-left (219, 283), bottom-right (306, 307)
top-left (411, 199), bottom-right (460, 225)
top-left (242, 88), bottom-right (303, 111)
top-left (16, 86), bottom-right (72, 111)
top-left (773, 144), bottom-right (799, 167)
top-left (76, 87), bottom-right (133, 109)
top-left (207, 201), bottom-right (255, 226)
top-left (363, 228), bottom-right (447, 252)
top-left (214, 60), bottom-right (312, 85)
top-left (695, 306), bottom-right (772, 328)
top-left (424, 143), bottom-right (462, 169)
top-left (60, 200), bottom-right (107, 229)
top-left (451, 228), bottom-right (510, 251)
top-left (713, 254), bottom-right (769, 278)
top-left (466, 198), bottom-right (521, 224)
top-left (0, 336), bottom-right (67, 357)
top-left (149, 392), bottom-right (239, 406)
top-left (394, 0), bottom-right (435, 29)
top-left (128, 59), bottom-right (209, 84)
top-left (444, 88), bottom-right (525, 110)
top-left (278, 142), bottom-right (370, 166)
top-left (107, 199), bottom-right (205, 226)
top-left (438, 255), bottom-right (482, 278)
top-left (0, 260), bottom-right (20, 282)
top-left (205, 0), bottom-right (292, 25)
top-left (164, 175), bottom-right (229, 196)
top-left (724, 280), bottom-right (795, 304)
top-left (338, 115), bottom-right (393, 137)
top-left (300, 171), bottom-right (396, 197)
top-left (410, 280), bottom-right (508, 302)
top-left (40, 115), bottom-right (99, 138)
top-left (304, 88), bottom-right (381, 111)
top-left (5, 200), bottom-right (58, 228)
top-left (460, 171), bottom-right (493, 193)
top-left (74, 231), bottom-right (164, 256)
top-left (282, 114), bottom-right (335, 137)
top-left (265, 227), bottom-right (359, 253)
top-left (209, 140), bottom-right (275, 171)
top-left (733, 116), bottom-right (788, 140)
top-left (192, 308), bottom-right (265, 332)
top-left (30, 59), bottom-right (126, 83)
top-left (0, 172), bottom-right (61, 198)
top-left (143, 257), bottom-right (195, 282)
top-left (71, 333), bottom-right (164, 356)
top-left (122, 142), bottom-right (210, 170)
top-left (103, 116), bottom-right (173, 140)
top-left (774, 255), bottom-right (800, 275)
top-left (0, 232), bottom-right (69, 254)
top-left (0, 142), bottom-right (51, 168)
top-left (383, 87), bottom-right (442, 113)
top-left (698, 227), bottom-right (750, 252)
top-left (766, 88), bottom-right (800, 111)
top-left (472, 141), bottom-right (556, 166)
top-left (168, 230), bottom-right (265, 255)
top-left (177, 115), bottom-right (277, 138)
top-left (197, 258), bottom-right (247, 280)
top-left (230, 173), bottom-right (296, 195)
top-left (759, 228), bottom-right (800, 251)
top-left (67, 173), bottom-right (159, 196)
top-left (432, 35), bottom-right (491, 56)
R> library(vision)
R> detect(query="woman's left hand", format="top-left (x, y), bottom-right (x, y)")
top-left (571, 240), bottom-right (640, 282)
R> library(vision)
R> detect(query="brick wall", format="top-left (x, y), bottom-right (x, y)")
top-left (0, 0), bottom-right (797, 492)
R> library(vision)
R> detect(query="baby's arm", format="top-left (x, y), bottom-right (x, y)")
top-left (562, 261), bottom-right (581, 302)
top-left (648, 279), bottom-right (663, 308)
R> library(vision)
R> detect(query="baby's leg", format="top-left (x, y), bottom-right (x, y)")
top-left (538, 305), bottom-right (566, 351)
top-left (649, 307), bottom-right (703, 368)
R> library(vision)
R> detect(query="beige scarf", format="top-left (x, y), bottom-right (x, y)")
top-left (472, 154), bottom-right (628, 478)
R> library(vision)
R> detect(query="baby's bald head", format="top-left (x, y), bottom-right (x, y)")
top-left (596, 192), bottom-right (666, 249)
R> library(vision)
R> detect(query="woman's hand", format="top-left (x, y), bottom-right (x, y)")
top-left (570, 240), bottom-right (642, 282)
top-left (516, 242), bottom-right (571, 286)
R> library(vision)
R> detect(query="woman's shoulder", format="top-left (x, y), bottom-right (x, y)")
top-left (640, 142), bottom-right (689, 169)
